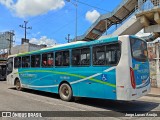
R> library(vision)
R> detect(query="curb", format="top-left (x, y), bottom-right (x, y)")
top-left (146, 94), bottom-right (160, 98)
top-left (140, 96), bottom-right (160, 103)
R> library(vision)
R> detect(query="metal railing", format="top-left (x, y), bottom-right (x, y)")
top-left (135, 0), bottom-right (160, 12)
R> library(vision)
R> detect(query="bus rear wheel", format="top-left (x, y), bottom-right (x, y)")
top-left (15, 79), bottom-right (22, 91)
top-left (59, 83), bottom-right (73, 102)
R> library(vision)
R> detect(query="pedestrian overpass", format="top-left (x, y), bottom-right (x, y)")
top-left (75, 0), bottom-right (160, 42)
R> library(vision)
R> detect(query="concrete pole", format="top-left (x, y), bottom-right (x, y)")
top-left (138, 0), bottom-right (144, 11)
top-left (75, 1), bottom-right (78, 41)
top-left (105, 19), bottom-right (108, 35)
top-left (156, 42), bottom-right (160, 87)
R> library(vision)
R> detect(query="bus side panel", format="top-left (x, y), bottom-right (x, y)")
top-left (18, 68), bottom-right (79, 96)
top-left (102, 68), bottom-right (117, 100)
top-left (70, 67), bottom-right (106, 99)
top-left (116, 36), bottom-right (131, 100)
top-left (75, 67), bottom-right (116, 99)
top-left (17, 66), bottom-right (117, 99)
top-left (18, 68), bottom-right (31, 86)
top-left (7, 69), bottom-right (19, 85)
top-left (19, 68), bottom-right (59, 94)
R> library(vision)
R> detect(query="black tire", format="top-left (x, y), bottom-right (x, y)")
top-left (15, 79), bottom-right (22, 91)
top-left (59, 83), bottom-right (73, 102)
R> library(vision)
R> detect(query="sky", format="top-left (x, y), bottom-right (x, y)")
top-left (0, 0), bottom-right (124, 46)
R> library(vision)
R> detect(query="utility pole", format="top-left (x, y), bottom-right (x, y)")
top-left (65, 34), bottom-right (72, 43)
top-left (6, 30), bottom-right (15, 55)
top-left (65, 0), bottom-right (78, 41)
top-left (19, 21), bottom-right (32, 40)
top-left (75, 0), bottom-right (78, 41)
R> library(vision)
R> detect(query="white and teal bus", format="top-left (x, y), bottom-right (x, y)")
top-left (7, 35), bottom-right (150, 101)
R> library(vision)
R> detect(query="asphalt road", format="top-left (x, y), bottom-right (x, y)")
top-left (0, 81), bottom-right (160, 120)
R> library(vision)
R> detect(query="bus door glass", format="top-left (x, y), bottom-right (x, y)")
top-left (0, 65), bottom-right (6, 80)
top-left (0, 66), bottom-right (2, 80)
top-left (130, 38), bottom-right (150, 89)
top-left (7, 57), bottom-right (13, 82)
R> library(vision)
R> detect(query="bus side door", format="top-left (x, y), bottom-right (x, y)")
top-left (7, 57), bottom-right (14, 85)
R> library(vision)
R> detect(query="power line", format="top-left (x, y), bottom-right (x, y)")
top-left (66, 0), bottom-right (78, 41)
top-left (28, 5), bottom-right (72, 27)
top-left (49, 1), bottom-right (110, 41)
top-left (14, 0), bottom-right (110, 44)
top-left (27, 0), bottom-right (108, 42)
top-left (26, 6), bottom-right (73, 39)
top-left (73, 0), bottom-right (110, 12)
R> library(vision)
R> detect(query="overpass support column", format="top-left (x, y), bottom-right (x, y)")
top-left (140, 15), bottom-right (150, 27)
top-left (138, 0), bottom-right (144, 10)
top-left (154, 12), bottom-right (160, 24)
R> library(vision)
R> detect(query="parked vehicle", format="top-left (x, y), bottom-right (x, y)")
top-left (0, 63), bottom-right (6, 80)
top-left (7, 35), bottom-right (150, 101)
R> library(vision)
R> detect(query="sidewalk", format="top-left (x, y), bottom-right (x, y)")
top-left (147, 87), bottom-right (160, 97)
top-left (140, 87), bottom-right (160, 103)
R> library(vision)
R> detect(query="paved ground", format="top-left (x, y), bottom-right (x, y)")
top-left (148, 87), bottom-right (160, 96)
top-left (0, 81), bottom-right (159, 120)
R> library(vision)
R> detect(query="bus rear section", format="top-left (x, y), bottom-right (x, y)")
top-left (116, 36), bottom-right (150, 101)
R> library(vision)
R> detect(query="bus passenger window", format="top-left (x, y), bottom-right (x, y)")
top-left (42, 54), bottom-right (47, 67)
top-left (93, 43), bottom-right (120, 66)
top-left (42, 53), bottom-right (54, 67)
top-left (72, 49), bottom-right (81, 66)
top-left (22, 56), bottom-right (30, 68)
top-left (55, 52), bottom-right (62, 66)
top-left (72, 48), bottom-right (90, 66)
top-left (47, 53), bottom-right (54, 66)
top-left (93, 46), bottom-right (105, 65)
top-left (81, 48), bottom-right (90, 66)
top-left (31, 55), bottom-right (40, 68)
top-left (43, 60), bottom-right (47, 66)
top-left (14, 57), bottom-right (21, 68)
top-left (63, 51), bottom-right (69, 66)
top-left (106, 44), bottom-right (120, 65)
top-left (55, 51), bottom-right (70, 67)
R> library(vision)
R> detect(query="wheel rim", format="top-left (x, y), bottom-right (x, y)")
top-left (61, 85), bottom-right (69, 97)
top-left (16, 81), bottom-right (21, 90)
top-left (59, 83), bottom-right (73, 101)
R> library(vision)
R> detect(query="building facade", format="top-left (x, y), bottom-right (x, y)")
top-left (0, 31), bottom-right (14, 50)
top-left (148, 41), bottom-right (160, 88)
top-left (11, 42), bottom-right (47, 55)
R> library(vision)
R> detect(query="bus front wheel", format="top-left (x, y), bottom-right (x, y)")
top-left (15, 79), bottom-right (22, 91)
top-left (59, 83), bottom-right (73, 102)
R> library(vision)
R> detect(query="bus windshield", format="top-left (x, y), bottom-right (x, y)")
top-left (130, 38), bottom-right (148, 62)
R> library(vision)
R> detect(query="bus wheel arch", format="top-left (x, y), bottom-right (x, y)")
top-left (14, 78), bottom-right (22, 91)
top-left (58, 81), bottom-right (73, 102)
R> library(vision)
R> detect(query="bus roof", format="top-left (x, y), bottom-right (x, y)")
top-left (8, 35), bottom-right (131, 57)
top-left (8, 41), bottom-right (87, 57)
